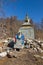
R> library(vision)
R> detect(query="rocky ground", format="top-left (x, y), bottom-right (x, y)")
top-left (0, 49), bottom-right (43, 65)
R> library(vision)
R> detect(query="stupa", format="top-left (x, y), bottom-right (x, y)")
top-left (19, 14), bottom-right (35, 39)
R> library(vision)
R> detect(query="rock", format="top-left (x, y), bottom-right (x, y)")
top-left (0, 51), bottom-right (7, 57)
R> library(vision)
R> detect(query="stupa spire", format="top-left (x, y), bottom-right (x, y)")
top-left (25, 13), bottom-right (30, 23)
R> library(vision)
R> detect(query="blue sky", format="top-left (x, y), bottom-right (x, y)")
top-left (0, 0), bottom-right (43, 22)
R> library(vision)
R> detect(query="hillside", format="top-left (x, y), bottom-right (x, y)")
top-left (0, 16), bottom-right (43, 39)
top-left (0, 16), bottom-right (43, 65)
top-left (0, 16), bottom-right (22, 38)
top-left (0, 49), bottom-right (43, 65)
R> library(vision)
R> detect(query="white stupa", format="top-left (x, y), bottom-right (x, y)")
top-left (19, 14), bottom-right (35, 39)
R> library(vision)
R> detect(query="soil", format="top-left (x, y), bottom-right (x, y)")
top-left (0, 49), bottom-right (43, 65)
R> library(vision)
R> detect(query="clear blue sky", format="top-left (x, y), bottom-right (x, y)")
top-left (1, 0), bottom-right (43, 22)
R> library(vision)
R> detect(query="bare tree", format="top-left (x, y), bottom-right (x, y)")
top-left (40, 19), bottom-right (43, 31)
